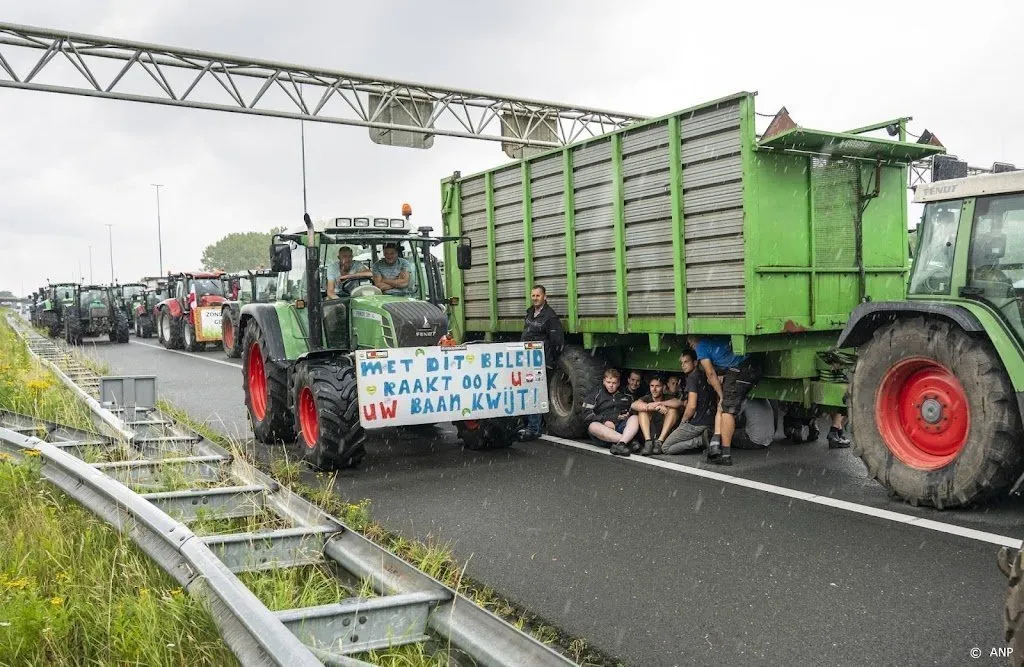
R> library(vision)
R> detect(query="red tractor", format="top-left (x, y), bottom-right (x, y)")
top-left (156, 271), bottom-right (226, 352)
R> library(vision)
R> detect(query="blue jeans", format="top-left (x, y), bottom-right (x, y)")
top-left (525, 413), bottom-right (542, 434)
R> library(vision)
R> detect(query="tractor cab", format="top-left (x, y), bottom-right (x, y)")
top-left (223, 269), bottom-right (278, 305)
top-left (911, 166), bottom-right (1024, 342)
top-left (270, 208), bottom-right (470, 352)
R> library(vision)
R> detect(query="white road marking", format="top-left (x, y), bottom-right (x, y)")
top-left (540, 434), bottom-right (1024, 549)
top-left (130, 339), bottom-right (242, 369)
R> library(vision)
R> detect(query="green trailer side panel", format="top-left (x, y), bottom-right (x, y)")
top-left (485, 172), bottom-right (498, 330)
top-left (611, 134), bottom-right (628, 332)
top-left (667, 116), bottom-right (687, 333)
top-left (522, 161), bottom-right (534, 308)
top-left (563, 149), bottom-right (579, 330)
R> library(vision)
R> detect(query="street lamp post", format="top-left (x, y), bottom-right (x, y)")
top-left (88, 245), bottom-right (93, 283)
top-left (151, 184), bottom-right (164, 275)
top-left (105, 224), bottom-right (114, 283)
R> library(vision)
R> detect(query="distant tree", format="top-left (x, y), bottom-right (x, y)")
top-left (0, 290), bottom-right (14, 298)
top-left (200, 226), bottom-right (287, 272)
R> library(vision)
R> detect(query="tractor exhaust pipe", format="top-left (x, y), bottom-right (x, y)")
top-left (303, 213), bottom-right (324, 351)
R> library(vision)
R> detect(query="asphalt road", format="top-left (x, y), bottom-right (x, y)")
top-left (83, 336), bottom-right (1021, 667)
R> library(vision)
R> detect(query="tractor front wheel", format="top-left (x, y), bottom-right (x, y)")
top-left (242, 321), bottom-right (294, 443)
top-left (64, 308), bottom-right (82, 346)
top-left (182, 316), bottom-right (204, 352)
top-left (292, 362), bottom-right (365, 470)
top-left (222, 312), bottom-right (242, 358)
top-left (851, 317), bottom-right (1024, 508)
top-left (457, 418), bottom-right (517, 451)
top-left (111, 310), bottom-right (130, 344)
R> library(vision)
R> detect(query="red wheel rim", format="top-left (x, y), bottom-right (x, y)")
top-left (222, 318), bottom-right (234, 350)
top-left (298, 386), bottom-right (318, 447)
top-left (247, 342), bottom-right (267, 421)
top-left (463, 420), bottom-right (479, 430)
top-left (876, 357), bottom-right (970, 470)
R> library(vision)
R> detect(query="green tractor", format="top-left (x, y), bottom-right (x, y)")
top-left (111, 282), bottom-right (147, 331)
top-left (63, 284), bottom-right (131, 345)
top-left (39, 282), bottom-right (78, 338)
top-left (238, 209), bottom-right (471, 470)
top-left (132, 280), bottom-right (169, 338)
top-left (221, 269), bottom-right (278, 358)
top-left (838, 161), bottom-right (1024, 508)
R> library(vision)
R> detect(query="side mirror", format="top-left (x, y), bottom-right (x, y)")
top-left (270, 243), bottom-right (292, 273)
top-left (456, 244), bottom-right (472, 270)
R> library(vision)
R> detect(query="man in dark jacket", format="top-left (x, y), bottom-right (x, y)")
top-left (518, 285), bottom-right (565, 441)
top-left (583, 368), bottom-right (640, 457)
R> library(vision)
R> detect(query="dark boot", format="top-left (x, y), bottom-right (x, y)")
top-left (640, 440), bottom-right (654, 456)
top-left (652, 439), bottom-right (663, 455)
top-left (609, 441), bottom-right (631, 457)
top-left (706, 436), bottom-right (723, 462)
top-left (709, 449), bottom-right (733, 466)
top-left (827, 428), bottom-right (852, 449)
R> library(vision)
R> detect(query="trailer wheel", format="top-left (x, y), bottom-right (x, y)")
top-left (159, 309), bottom-right (183, 350)
top-left (852, 317), bottom-right (1024, 508)
top-left (293, 362), bottom-right (365, 470)
top-left (242, 321), bottom-right (295, 443)
top-left (457, 417), bottom-right (517, 450)
top-left (546, 345), bottom-right (606, 438)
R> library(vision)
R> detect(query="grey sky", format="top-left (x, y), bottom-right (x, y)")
top-left (1, 0), bottom-right (1022, 295)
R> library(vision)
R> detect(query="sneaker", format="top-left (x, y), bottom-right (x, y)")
top-left (630, 440), bottom-right (642, 454)
top-left (827, 428), bottom-right (852, 449)
top-left (517, 429), bottom-right (539, 442)
top-left (640, 440), bottom-right (654, 456)
top-left (652, 439), bottom-right (663, 455)
top-left (709, 451), bottom-right (733, 466)
top-left (609, 442), bottom-right (631, 457)
top-left (706, 439), bottom-right (722, 462)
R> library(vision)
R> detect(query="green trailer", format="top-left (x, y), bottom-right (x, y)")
top-left (440, 92), bottom-right (943, 457)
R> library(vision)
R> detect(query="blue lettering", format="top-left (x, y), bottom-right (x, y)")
top-left (399, 379), bottom-right (411, 395)
top-left (442, 376), bottom-right (452, 391)
top-left (386, 360), bottom-right (397, 374)
top-left (472, 393), bottom-right (484, 411)
top-left (427, 357), bottom-right (439, 373)
top-left (360, 361), bottom-right (383, 375)
top-left (517, 388), bottom-right (529, 410)
top-left (452, 355), bottom-right (465, 370)
top-left (412, 378), bottom-right (425, 393)
top-left (410, 397), bottom-right (422, 414)
top-left (422, 397), bottom-right (434, 414)
top-left (383, 381), bottom-right (396, 397)
top-left (481, 353), bottom-right (491, 368)
top-left (486, 373), bottom-right (497, 390)
top-left (401, 359), bottom-right (413, 372)
top-left (532, 350), bottom-right (544, 367)
top-left (486, 392), bottom-right (501, 410)
top-left (426, 377), bottom-right (438, 392)
top-left (450, 394), bottom-right (460, 411)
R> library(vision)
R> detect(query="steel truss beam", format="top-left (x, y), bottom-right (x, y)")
top-left (0, 22), bottom-right (644, 154)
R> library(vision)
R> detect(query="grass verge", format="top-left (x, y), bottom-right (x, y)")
top-left (0, 314), bottom-right (237, 665)
top-left (160, 401), bottom-right (620, 667)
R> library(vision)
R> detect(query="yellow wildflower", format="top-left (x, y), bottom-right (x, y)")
top-left (5, 577), bottom-right (30, 590)
top-left (0, 452), bottom-right (11, 462)
top-left (139, 588), bottom-right (150, 598)
top-left (49, 597), bottom-right (63, 606)
top-left (170, 588), bottom-right (183, 598)
top-left (23, 449), bottom-right (41, 458)
top-left (55, 572), bottom-right (70, 583)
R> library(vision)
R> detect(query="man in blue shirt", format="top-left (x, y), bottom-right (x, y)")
top-left (686, 334), bottom-right (762, 466)
top-left (372, 243), bottom-right (416, 296)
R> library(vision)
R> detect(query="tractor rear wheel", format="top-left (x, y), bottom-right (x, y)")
top-left (851, 317), bottom-right (1024, 508)
top-left (242, 320), bottom-right (294, 443)
top-left (159, 309), bottom-right (183, 350)
top-left (292, 362), bottom-right (365, 470)
top-left (457, 418), bottom-right (517, 450)
top-left (139, 315), bottom-right (154, 338)
top-left (546, 345), bottom-right (606, 438)
top-left (111, 310), bottom-right (130, 344)
top-left (222, 312), bottom-right (241, 358)
top-left (182, 317), bottom-right (204, 352)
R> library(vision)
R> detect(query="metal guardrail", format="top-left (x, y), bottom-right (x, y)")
top-left (2, 314), bottom-right (575, 666)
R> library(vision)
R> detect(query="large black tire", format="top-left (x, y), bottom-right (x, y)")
top-left (182, 316), bottom-right (205, 352)
top-left (64, 308), bottom-right (82, 346)
top-left (111, 310), bottom-right (130, 344)
top-left (159, 309), bottom-right (183, 350)
top-left (546, 345), bottom-right (606, 438)
top-left (292, 362), bottom-right (365, 470)
top-left (456, 417), bottom-right (517, 450)
top-left (223, 310), bottom-right (242, 359)
top-left (851, 317), bottom-right (1024, 508)
top-left (46, 313), bottom-right (61, 339)
top-left (242, 320), bottom-right (295, 443)
top-left (139, 315), bottom-right (154, 338)
top-left (999, 546), bottom-right (1024, 666)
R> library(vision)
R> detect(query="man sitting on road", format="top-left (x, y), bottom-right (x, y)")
top-left (327, 245), bottom-right (371, 299)
top-left (583, 368), bottom-right (639, 458)
top-left (664, 374), bottom-right (682, 400)
top-left (631, 376), bottom-right (680, 456)
top-left (660, 348), bottom-right (717, 454)
top-left (372, 243), bottom-right (417, 296)
top-left (625, 370), bottom-right (644, 402)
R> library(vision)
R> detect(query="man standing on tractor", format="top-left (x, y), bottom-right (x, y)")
top-left (327, 244), bottom-right (371, 299)
top-left (517, 285), bottom-right (565, 442)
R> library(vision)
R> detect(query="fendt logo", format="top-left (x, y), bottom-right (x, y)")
top-left (922, 183), bottom-right (959, 196)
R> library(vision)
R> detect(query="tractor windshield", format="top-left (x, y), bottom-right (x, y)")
top-left (191, 279), bottom-right (223, 297)
top-left (120, 285), bottom-right (145, 300)
top-left (908, 202), bottom-right (963, 295)
top-left (965, 193), bottom-right (1024, 341)
top-left (79, 289), bottom-right (108, 308)
top-left (253, 275), bottom-right (276, 302)
top-left (321, 238), bottom-right (429, 298)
